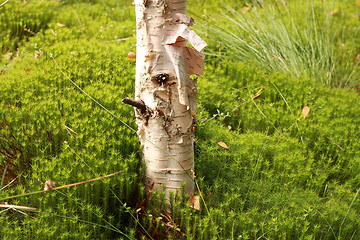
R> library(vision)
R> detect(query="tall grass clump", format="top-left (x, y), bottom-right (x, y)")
top-left (201, 0), bottom-right (359, 87)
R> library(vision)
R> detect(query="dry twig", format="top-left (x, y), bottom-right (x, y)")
top-left (0, 0), bottom-right (10, 8)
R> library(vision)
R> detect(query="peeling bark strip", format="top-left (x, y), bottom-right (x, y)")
top-left (134, 0), bottom-right (206, 199)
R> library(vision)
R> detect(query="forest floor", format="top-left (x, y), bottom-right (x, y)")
top-left (1, 0), bottom-right (359, 239)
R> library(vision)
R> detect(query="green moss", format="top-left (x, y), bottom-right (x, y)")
top-left (1, 0), bottom-right (360, 239)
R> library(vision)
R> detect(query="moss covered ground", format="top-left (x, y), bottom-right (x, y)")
top-left (1, 0), bottom-right (359, 239)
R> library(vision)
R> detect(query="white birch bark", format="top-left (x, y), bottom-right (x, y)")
top-left (131, 0), bottom-right (206, 199)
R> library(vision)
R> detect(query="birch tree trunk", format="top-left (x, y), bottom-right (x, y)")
top-left (128, 0), bottom-right (206, 199)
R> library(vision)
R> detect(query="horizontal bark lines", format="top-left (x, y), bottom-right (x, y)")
top-left (133, 0), bottom-right (206, 198)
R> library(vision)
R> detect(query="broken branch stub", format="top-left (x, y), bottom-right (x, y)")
top-left (122, 97), bottom-right (147, 115)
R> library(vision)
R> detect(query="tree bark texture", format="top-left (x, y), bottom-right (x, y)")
top-left (134, 0), bottom-right (206, 198)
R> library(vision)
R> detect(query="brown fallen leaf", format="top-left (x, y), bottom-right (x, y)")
top-left (302, 106), bottom-right (310, 120)
top-left (356, 54), bottom-right (360, 63)
top-left (218, 141), bottom-right (228, 149)
top-left (330, 9), bottom-right (339, 15)
top-left (127, 52), bottom-right (136, 60)
top-left (25, 68), bottom-right (29, 74)
top-left (278, 106), bottom-right (310, 143)
top-left (242, 5), bottom-right (251, 13)
top-left (35, 52), bottom-right (41, 60)
top-left (189, 195), bottom-right (200, 211)
top-left (57, 22), bottom-right (66, 27)
top-left (44, 179), bottom-right (56, 191)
